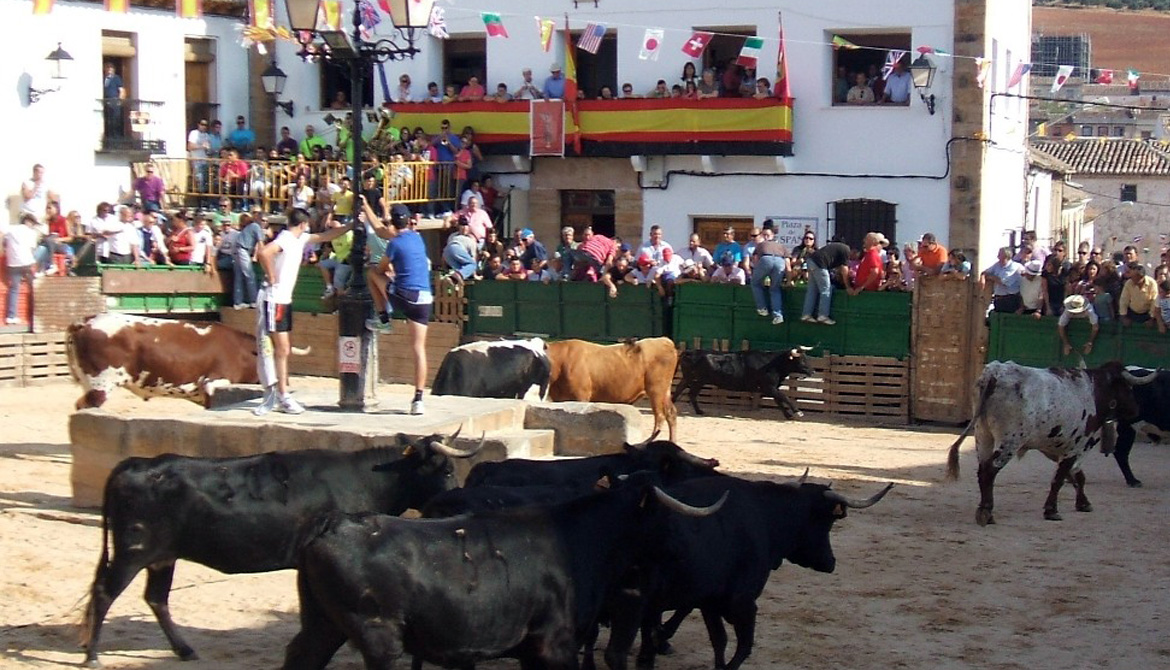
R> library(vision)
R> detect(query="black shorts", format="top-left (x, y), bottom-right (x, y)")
top-left (265, 301), bottom-right (293, 333)
top-left (388, 290), bottom-right (431, 325)
top-left (1128, 311), bottom-right (1152, 323)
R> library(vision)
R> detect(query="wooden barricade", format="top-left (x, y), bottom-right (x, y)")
top-left (433, 275), bottom-right (467, 325)
top-left (0, 332), bottom-right (71, 388)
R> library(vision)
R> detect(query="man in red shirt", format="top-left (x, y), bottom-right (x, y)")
top-left (849, 232), bottom-right (887, 295)
top-left (571, 233), bottom-right (621, 297)
top-left (218, 149), bottom-right (249, 198)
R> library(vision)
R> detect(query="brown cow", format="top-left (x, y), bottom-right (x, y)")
top-left (66, 313), bottom-right (291, 410)
top-left (546, 337), bottom-right (679, 441)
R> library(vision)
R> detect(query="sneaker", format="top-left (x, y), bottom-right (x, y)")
top-left (252, 388), bottom-right (278, 416)
top-left (410, 399), bottom-right (425, 415)
top-left (322, 286), bottom-right (336, 299)
top-left (365, 317), bottom-right (392, 334)
top-left (756, 308), bottom-right (769, 317)
top-left (278, 396), bottom-right (305, 415)
top-left (801, 315), bottom-right (816, 323)
top-left (233, 303), bottom-right (248, 310)
top-left (817, 315), bottom-right (836, 325)
top-left (772, 315), bottom-right (785, 325)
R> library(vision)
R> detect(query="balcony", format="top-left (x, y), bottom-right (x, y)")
top-left (96, 99), bottom-right (166, 155)
top-left (386, 97), bottom-right (794, 158)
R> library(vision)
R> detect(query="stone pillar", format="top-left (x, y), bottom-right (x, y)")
top-left (948, 0), bottom-right (989, 258)
top-left (248, 48), bottom-right (277, 150)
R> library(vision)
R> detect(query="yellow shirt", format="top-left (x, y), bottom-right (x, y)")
top-left (1120, 275), bottom-right (1158, 315)
top-left (334, 190), bottom-right (354, 216)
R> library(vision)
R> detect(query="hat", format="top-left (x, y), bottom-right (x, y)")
top-left (520, 228), bottom-right (534, 239)
top-left (873, 232), bottom-right (890, 248)
top-left (637, 253), bottom-right (653, 268)
top-left (1064, 294), bottom-right (1090, 315)
top-left (550, 63), bottom-right (562, 72)
top-left (1023, 260), bottom-right (1043, 275)
top-left (619, 243), bottom-right (631, 253)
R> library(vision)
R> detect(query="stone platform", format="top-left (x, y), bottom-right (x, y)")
top-left (69, 386), bottom-right (647, 508)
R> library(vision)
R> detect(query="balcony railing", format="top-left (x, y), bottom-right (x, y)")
top-left (97, 98), bottom-right (166, 155)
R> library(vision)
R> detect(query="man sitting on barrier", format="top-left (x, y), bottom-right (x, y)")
top-left (569, 232), bottom-right (621, 298)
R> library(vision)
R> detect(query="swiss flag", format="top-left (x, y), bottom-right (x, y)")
top-left (681, 31), bottom-right (712, 58)
top-left (1095, 69), bottom-right (1114, 84)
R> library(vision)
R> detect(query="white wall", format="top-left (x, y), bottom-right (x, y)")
top-left (1081, 176), bottom-right (1170, 263)
top-left (2, 0), bottom-right (248, 222)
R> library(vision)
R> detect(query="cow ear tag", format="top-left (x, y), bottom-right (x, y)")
top-left (595, 476), bottom-right (611, 490)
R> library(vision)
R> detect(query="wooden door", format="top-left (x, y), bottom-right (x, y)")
top-left (185, 61), bottom-right (211, 130)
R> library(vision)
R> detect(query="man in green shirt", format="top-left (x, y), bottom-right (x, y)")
top-left (300, 124), bottom-right (327, 159)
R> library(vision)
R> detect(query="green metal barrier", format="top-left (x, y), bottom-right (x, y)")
top-left (672, 283), bottom-right (911, 358)
top-left (465, 281), bottom-right (663, 341)
top-left (77, 263), bottom-right (226, 314)
top-left (987, 312), bottom-right (1170, 368)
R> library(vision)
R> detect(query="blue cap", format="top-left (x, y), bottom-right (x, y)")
top-left (520, 228), bottom-right (534, 238)
top-left (619, 243), bottom-right (631, 252)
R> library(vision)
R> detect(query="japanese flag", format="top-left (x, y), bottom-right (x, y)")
top-left (640, 28), bottom-right (664, 61)
top-left (1050, 65), bottom-right (1074, 93)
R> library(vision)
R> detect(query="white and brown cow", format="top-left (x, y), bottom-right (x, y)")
top-left (66, 313), bottom-right (276, 409)
top-left (946, 360), bottom-right (1140, 526)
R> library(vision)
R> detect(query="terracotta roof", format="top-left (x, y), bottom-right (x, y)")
top-left (1028, 147), bottom-right (1075, 175)
top-left (1029, 138), bottom-right (1170, 176)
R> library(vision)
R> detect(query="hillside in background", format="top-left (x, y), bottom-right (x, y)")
top-left (1037, 0), bottom-right (1170, 11)
top-left (1034, 5), bottom-right (1170, 76)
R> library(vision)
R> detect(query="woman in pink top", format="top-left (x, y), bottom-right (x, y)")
top-left (458, 76), bottom-right (486, 102)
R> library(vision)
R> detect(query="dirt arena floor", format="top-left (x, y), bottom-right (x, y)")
top-left (2, 379), bottom-right (1170, 669)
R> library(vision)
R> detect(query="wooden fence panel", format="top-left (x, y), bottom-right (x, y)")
top-left (0, 333), bottom-right (71, 388)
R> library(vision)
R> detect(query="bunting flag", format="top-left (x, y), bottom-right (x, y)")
top-left (1036, 122), bottom-right (1048, 137)
top-left (358, 0), bottom-right (381, 40)
top-left (428, 5), bottom-right (448, 39)
top-left (640, 28), bottom-right (664, 61)
top-left (176, 0), bottom-right (201, 18)
top-left (564, 17), bottom-right (581, 154)
top-left (32, 0), bottom-right (53, 15)
top-left (482, 12), bottom-right (509, 38)
top-left (736, 36), bottom-right (763, 68)
top-left (537, 17), bottom-right (555, 52)
top-left (1050, 65), bottom-right (1074, 93)
top-left (249, 0), bottom-right (271, 27)
top-left (831, 35), bottom-right (859, 50)
top-left (681, 31), bottom-right (713, 58)
top-left (975, 57), bottom-right (991, 89)
top-left (317, 0), bottom-right (341, 31)
top-left (774, 12), bottom-right (790, 99)
top-left (1127, 68), bottom-right (1140, 91)
top-left (1095, 69), bottom-right (1113, 84)
top-left (1007, 62), bottom-right (1031, 88)
top-left (882, 50), bottom-right (907, 80)
top-left (916, 46), bottom-right (950, 56)
top-left (105, 0), bottom-right (128, 13)
top-left (577, 22), bottom-right (606, 55)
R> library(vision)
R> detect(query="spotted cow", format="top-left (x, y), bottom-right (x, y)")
top-left (946, 360), bottom-right (1140, 525)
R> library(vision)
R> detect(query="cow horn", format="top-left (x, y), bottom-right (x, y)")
top-left (796, 467), bottom-right (810, 484)
top-left (676, 448), bottom-right (720, 469)
top-left (428, 431), bottom-right (485, 459)
top-left (823, 482), bottom-right (894, 509)
top-left (653, 487), bottom-right (729, 517)
top-left (1122, 369), bottom-right (1158, 386)
top-left (798, 345), bottom-right (814, 352)
top-left (290, 345), bottom-right (312, 356)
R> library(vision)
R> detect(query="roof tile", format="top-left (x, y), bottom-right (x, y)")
top-left (1029, 138), bottom-right (1170, 176)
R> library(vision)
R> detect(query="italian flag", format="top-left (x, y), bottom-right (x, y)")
top-left (481, 12), bottom-right (509, 38)
top-left (736, 36), bottom-right (764, 68)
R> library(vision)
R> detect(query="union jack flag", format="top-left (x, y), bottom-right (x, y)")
top-left (358, 0), bottom-right (381, 40)
top-left (577, 22), bottom-right (606, 55)
top-left (882, 50), bottom-right (907, 80)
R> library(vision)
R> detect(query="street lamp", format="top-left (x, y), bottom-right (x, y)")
top-left (27, 42), bottom-right (73, 104)
top-left (261, 61), bottom-right (295, 117)
top-left (909, 54), bottom-right (937, 115)
top-left (284, 0), bottom-right (431, 410)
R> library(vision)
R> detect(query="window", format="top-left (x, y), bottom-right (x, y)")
top-left (443, 36), bottom-right (486, 94)
top-left (561, 190), bottom-right (615, 238)
top-left (830, 199), bottom-right (897, 250)
top-left (830, 31), bottom-right (911, 106)
top-left (1121, 184), bottom-right (1138, 203)
top-left (692, 26), bottom-right (756, 74)
top-left (693, 216), bottom-right (754, 249)
top-left (576, 33), bottom-right (617, 99)
top-left (1080, 125), bottom-right (1093, 136)
top-left (320, 61), bottom-right (373, 109)
top-left (1097, 125), bottom-right (1108, 136)
top-left (1113, 126), bottom-right (1125, 137)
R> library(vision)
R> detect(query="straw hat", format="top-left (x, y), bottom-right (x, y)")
top-left (1064, 294), bottom-right (1089, 315)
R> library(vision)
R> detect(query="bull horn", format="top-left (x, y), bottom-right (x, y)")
top-left (796, 467), bottom-right (810, 484)
top-left (1122, 369), bottom-right (1158, 386)
top-left (450, 424), bottom-right (463, 441)
top-left (798, 345), bottom-right (814, 351)
top-left (675, 448), bottom-right (720, 469)
top-left (291, 346), bottom-right (312, 356)
top-left (653, 487), bottom-right (729, 517)
top-left (823, 482), bottom-right (894, 509)
top-left (428, 431), bottom-right (485, 459)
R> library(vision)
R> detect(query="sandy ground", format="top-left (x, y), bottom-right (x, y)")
top-left (3, 380), bottom-right (1170, 669)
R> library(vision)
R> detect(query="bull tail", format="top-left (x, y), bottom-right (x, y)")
top-left (947, 376), bottom-right (997, 480)
top-left (80, 464), bottom-right (119, 644)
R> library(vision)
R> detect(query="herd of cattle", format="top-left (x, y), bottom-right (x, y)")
top-left (63, 312), bottom-right (1170, 668)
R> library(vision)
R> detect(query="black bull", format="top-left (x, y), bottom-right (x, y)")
top-left (673, 349), bottom-right (814, 418)
top-left (282, 484), bottom-right (728, 670)
top-left (81, 431), bottom-right (481, 667)
top-left (1115, 367), bottom-right (1170, 488)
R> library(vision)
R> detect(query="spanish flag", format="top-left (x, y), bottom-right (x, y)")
top-left (249, 0), bottom-right (271, 28)
top-left (563, 17), bottom-right (581, 154)
top-left (176, 0), bottom-right (202, 18)
top-left (105, 0), bottom-right (129, 13)
top-left (32, 0), bottom-right (53, 14)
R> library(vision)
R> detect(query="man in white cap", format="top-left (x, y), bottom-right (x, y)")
top-left (515, 67), bottom-right (541, 100)
top-left (1019, 259), bottom-right (1047, 317)
top-left (1058, 294), bottom-right (1099, 357)
top-left (543, 63), bottom-right (566, 100)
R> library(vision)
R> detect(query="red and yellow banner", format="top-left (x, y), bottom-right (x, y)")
top-left (530, 100), bottom-right (565, 157)
top-left (176, 0), bottom-right (202, 18)
top-left (249, 0), bottom-right (271, 27)
top-left (33, 0), bottom-right (54, 15)
top-left (105, 0), bottom-right (129, 13)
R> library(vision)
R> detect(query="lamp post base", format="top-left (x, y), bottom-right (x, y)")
top-left (338, 290), bottom-right (375, 410)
